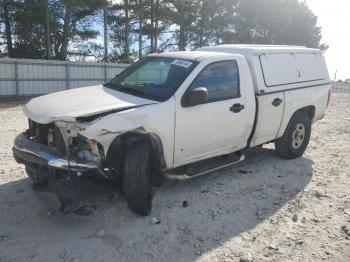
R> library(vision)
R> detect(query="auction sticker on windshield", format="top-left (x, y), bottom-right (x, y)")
top-left (171, 59), bottom-right (193, 68)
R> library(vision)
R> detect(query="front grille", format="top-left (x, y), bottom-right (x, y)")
top-left (27, 119), bottom-right (66, 154)
top-left (28, 119), bottom-right (53, 145)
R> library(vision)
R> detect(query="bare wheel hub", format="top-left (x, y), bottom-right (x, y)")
top-left (292, 123), bottom-right (305, 149)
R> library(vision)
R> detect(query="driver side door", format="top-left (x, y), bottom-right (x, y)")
top-left (174, 59), bottom-right (249, 166)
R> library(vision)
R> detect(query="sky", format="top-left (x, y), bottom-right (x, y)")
top-left (304, 0), bottom-right (350, 80)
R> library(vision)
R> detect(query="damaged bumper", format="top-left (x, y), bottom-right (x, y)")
top-left (13, 133), bottom-right (102, 173)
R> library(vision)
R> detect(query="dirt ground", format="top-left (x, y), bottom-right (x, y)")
top-left (0, 93), bottom-right (349, 262)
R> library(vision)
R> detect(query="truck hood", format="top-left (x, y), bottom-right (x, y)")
top-left (23, 85), bottom-right (157, 124)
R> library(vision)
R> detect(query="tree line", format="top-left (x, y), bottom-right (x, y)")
top-left (0, 0), bottom-right (327, 63)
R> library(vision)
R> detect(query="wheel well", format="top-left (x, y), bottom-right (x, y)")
top-left (106, 131), bottom-right (166, 177)
top-left (293, 105), bottom-right (315, 121)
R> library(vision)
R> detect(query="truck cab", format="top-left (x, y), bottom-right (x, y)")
top-left (13, 45), bottom-right (331, 216)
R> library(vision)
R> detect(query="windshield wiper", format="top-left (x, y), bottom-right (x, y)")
top-left (122, 87), bottom-right (162, 100)
top-left (121, 86), bottom-right (146, 96)
top-left (104, 82), bottom-right (161, 101)
top-left (103, 82), bottom-right (120, 90)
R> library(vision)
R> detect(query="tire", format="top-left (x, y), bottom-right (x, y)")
top-left (149, 156), bottom-right (164, 187)
top-left (25, 166), bottom-right (49, 185)
top-left (122, 142), bottom-right (153, 216)
top-left (275, 112), bottom-right (312, 159)
top-left (150, 171), bottom-right (163, 187)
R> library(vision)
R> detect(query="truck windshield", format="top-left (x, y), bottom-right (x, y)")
top-left (104, 56), bottom-right (198, 101)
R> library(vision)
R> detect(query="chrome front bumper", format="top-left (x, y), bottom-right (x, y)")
top-left (13, 133), bottom-right (101, 173)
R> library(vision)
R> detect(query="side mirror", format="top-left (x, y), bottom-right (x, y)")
top-left (184, 87), bottom-right (208, 107)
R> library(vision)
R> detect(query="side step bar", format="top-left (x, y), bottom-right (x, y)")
top-left (166, 152), bottom-right (245, 180)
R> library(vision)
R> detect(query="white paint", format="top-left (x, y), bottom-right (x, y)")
top-left (259, 52), bottom-right (327, 86)
top-left (173, 55), bottom-right (255, 165)
top-left (23, 85), bottom-right (156, 124)
top-left (252, 92), bottom-right (285, 146)
top-left (22, 47), bottom-right (330, 170)
top-left (80, 100), bottom-right (175, 166)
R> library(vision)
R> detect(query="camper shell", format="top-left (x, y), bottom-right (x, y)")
top-left (199, 44), bottom-right (330, 94)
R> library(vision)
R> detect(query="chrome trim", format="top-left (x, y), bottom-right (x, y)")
top-left (13, 133), bottom-right (103, 174)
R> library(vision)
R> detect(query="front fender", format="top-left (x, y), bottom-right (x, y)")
top-left (79, 113), bottom-right (145, 156)
top-left (79, 98), bottom-right (175, 169)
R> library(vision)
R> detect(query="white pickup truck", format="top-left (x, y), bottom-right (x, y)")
top-left (13, 45), bottom-right (331, 215)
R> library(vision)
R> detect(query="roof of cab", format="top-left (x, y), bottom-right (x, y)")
top-left (148, 50), bottom-right (233, 61)
top-left (198, 44), bottom-right (322, 55)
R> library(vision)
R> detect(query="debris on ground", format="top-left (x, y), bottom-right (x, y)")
top-left (292, 214), bottom-right (298, 222)
top-left (0, 234), bottom-right (10, 243)
top-left (312, 191), bottom-right (330, 199)
top-left (195, 250), bottom-right (202, 256)
top-left (150, 217), bottom-right (161, 225)
top-left (296, 239), bottom-right (304, 245)
top-left (268, 245), bottom-right (279, 251)
top-left (341, 225), bottom-right (350, 237)
top-left (96, 230), bottom-right (105, 238)
top-left (344, 209), bottom-right (350, 216)
top-left (239, 252), bottom-right (253, 262)
top-left (238, 170), bottom-right (253, 174)
top-left (59, 199), bottom-right (97, 216)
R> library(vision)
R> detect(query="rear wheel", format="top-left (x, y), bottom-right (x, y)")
top-left (275, 113), bottom-right (312, 159)
top-left (122, 142), bottom-right (153, 216)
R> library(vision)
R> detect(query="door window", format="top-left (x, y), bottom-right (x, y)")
top-left (189, 60), bottom-right (240, 102)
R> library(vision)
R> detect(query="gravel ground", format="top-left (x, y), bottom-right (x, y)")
top-left (0, 93), bottom-right (349, 262)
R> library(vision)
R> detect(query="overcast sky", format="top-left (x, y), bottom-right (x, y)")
top-left (304, 0), bottom-right (349, 80)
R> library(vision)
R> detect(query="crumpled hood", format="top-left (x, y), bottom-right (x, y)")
top-left (23, 85), bottom-right (156, 124)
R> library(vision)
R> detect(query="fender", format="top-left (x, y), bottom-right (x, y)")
top-left (79, 111), bottom-right (167, 170)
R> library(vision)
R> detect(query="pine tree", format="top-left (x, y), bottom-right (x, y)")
top-left (0, 0), bottom-right (327, 60)
top-left (0, 0), bottom-right (17, 57)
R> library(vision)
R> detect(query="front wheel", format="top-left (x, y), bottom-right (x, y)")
top-left (275, 113), bottom-right (312, 159)
top-left (122, 142), bottom-right (153, 216)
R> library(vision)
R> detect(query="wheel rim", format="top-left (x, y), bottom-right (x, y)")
top-left (292, 123), bottom-right (305, 149)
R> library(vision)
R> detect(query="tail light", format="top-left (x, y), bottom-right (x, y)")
top-left (327, 89), bottom-right (331, 108)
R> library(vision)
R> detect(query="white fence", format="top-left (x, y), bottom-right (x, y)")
top-left (0, 58), bottom-right (128, 96)
top-left (331, 81), bottom-right (350, 93)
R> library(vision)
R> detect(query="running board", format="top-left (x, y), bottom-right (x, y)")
top-left (166, 152), bottom-right (245, 180)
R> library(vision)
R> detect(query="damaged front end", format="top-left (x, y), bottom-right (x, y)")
top-left (12, 118), bottom-right (124, 215)
top-left (13, 118), bottom-right (107, 177)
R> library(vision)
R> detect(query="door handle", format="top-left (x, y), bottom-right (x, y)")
top-left (230, 103), bottom-right (245, 113)
top-left (272, 98), bottom-right (283, 107)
